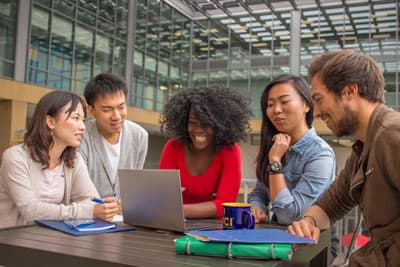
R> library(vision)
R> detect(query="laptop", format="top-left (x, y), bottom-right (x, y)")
top-left (118, 169), bottom-right (221, 232)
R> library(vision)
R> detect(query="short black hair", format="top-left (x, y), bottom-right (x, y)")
top-left (160, 85), bottom-right (253, 147)
top-left (84, 72), bottom-right (127, 107)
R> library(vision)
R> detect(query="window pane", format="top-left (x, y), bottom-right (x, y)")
top-left (94, 33), bottom-right (112, 75)
top-left (48, 73), bottom-right (71, 91)
top-left (0, 0), bottom-right (17, 62)
top-left (53, 0), bottom-right (75, 18)
top-left (113, 41), bottom-right (126, 77)
top-left (73, 25), bottom-right (93, 84)
top-left (50, 15), bottom-right (73, 78)
top-left (77, 7), bottom-right (96, 27)
top-left (0, 60), bottom-right (14, 78)
top-left (28, 68), bottom-right (47, 86)
top-left (30, 7), bottom-right (49, 70)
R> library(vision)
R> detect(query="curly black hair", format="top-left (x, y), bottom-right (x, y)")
top-left (160, 85), bottom-right (253, 147)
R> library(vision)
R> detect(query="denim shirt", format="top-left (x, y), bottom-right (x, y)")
top-left (249, 127), bottom-right (336, 225)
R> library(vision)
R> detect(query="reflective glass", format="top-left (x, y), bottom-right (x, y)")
top-left (77, 7), bottom-right (96, 27)
top-left (94, 33), bottom-right (112, 75)
top-left (0, 0), bottom-right (17, 63)
top-left (0, 60), bottom-right (14, 78)
top-left (48, 73), bottom-right (71, 91)
top-left (113, 40), bottom-right (126, 78)
top-left (29, 7), bottom-right (50, 70)
top-left (28, 68), bottom-right (47, 86)
top-left (73, 25), bottom-right (93, 87)
top-left (53, 0), bottom-right (75, 18)
top-left (116, 0), bottom-right (129, 40)
top-left (33, 0), bottom-right (51, 7)
top-left (50, 15), bottom-right (73, 78)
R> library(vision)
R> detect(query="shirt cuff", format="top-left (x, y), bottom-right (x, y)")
top-left (249, 201), bottom-right (268, 213)
top-left (272, 188), bottom-right (294, 209)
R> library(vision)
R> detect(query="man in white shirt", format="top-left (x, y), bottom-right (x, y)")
top-left (79, 73), bottom-right (148, 198)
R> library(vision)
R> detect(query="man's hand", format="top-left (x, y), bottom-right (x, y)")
top-left (288, 217), bottom-right (320, 241)
top-left (251, 207), bottom-right (267, 223)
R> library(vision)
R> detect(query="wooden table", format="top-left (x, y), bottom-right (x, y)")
top-left (0, 222), bottom-right (330, 267)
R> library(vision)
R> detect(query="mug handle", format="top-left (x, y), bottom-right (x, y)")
top-left (243, 210), bottom-right (255, 229)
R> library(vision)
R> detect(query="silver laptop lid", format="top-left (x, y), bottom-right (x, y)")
top-left (118, 169), bottom-right (186, 232)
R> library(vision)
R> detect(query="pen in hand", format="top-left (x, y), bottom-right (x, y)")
top-left (91, 197), bottom-right (108, 204)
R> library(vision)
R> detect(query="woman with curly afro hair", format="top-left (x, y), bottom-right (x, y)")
top-left (159, 85), bottom-right (253, 218)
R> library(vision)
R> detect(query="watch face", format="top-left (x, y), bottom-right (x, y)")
top-left (269, 162), bottom-right (283, 173)
top-left (271, 162), bottom-right (281, 171)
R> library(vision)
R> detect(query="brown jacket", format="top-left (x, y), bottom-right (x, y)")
top-left (316, 104), bottom-right (400, 267)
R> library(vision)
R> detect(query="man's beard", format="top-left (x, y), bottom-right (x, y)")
top-left (335, 105), bottom-right (359, 137)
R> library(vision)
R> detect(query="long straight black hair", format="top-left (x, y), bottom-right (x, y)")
top-left (256, 74), bottom-right (314, 187)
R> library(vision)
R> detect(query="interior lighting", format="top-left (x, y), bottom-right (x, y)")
top-left (373, 33), bottom-right (390, 39)
top-left (310, 38), bottom-right (326, 43)
top-left (369, 13), bottom-right (388, 18)
top-left (252, 42), bottom-right (267, 47)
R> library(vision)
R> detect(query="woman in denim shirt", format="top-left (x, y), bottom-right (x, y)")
top-left (248, 74), bottom-right (338, 258)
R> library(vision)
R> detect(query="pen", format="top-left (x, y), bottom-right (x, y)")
top-left (91, 197), bottom-right (107, 204)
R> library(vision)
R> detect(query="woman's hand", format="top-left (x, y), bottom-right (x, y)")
top-left (251, 207), bottom-right (267, 223)
top-left (93, 197), bottom-right (119, 221)
top-left (269, 133), bottom-right (291, 162)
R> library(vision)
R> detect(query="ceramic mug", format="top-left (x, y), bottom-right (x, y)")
top-left (222, 202), bottom-right (255, 230)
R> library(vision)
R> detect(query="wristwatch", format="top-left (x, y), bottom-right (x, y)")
top-left (268, 161), bottom-right (283, 174)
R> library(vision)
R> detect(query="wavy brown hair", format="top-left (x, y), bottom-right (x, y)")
top-left (308, 50), bottom-right (384, 103)
top-left (24, 91), bottom-right (86, 169)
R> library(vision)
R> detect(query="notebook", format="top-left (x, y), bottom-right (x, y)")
top-left (118, 169), bottom-right (221, 233)
top-left (35, 219), bottom-right (134, 236)
top-left (186, 228), bottom-right (316, 244)
top-left (63, 219), bottom-right (116, 232)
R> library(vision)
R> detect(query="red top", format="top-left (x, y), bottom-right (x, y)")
top-left (159, 139), bottom-right (242, 217)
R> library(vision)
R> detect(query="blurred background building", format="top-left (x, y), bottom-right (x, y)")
top-left (0, 0), bottom-right (399, 177)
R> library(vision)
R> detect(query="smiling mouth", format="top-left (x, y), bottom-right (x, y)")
top-left (194, 136), bottom-right (206, 142)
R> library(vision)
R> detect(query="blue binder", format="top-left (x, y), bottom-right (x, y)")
top-left (35, 219), bottom-right (135, 236)
top-left (187, 228), bottom-right (316, 244)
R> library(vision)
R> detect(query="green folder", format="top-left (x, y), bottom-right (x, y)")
top-left (175, 236), bottom-right (292, 260)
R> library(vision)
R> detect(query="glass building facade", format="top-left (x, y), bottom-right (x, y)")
top-left (1, 0), bottom-right (399, 117)
top-left (0, 0), bottom-right (17, 78)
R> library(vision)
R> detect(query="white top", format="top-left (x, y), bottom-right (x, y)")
top-left (40, 163), bottom-right (65, 204)
top-left (0, 144), bottom-right (99, 229)
top-left (102, 136), bottom-right (121, 185)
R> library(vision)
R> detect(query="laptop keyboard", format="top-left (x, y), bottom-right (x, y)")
top-left (185, 220), bottom-right (221, 231)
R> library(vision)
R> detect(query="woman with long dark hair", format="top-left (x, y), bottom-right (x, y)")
top-left (0, 91), bottom-right (118, 229)
top-left (248, 74), bottom-right (338, 259)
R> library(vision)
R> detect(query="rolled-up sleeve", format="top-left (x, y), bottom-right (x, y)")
top-left (248, 180), bottom-right (270, 213)
top-left (272, 149), bottom-right (336, 225)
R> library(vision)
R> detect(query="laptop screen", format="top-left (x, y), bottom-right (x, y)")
top-left (118, 169), bottom-right (186, 232)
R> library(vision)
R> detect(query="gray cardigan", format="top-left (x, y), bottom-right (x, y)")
top-left (0, 144), bottom-right (98, 229)
top-left (79, 119), bottom-right (148, 198)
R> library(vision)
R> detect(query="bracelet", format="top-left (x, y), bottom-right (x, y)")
top-left (302, 215), bottom-right (318, 228)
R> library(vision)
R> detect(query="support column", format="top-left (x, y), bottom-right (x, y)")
top-left (289, 10), bottom-right (301, 75)
top-left (126, 0), bottom-right (137, 103)
top-left (0, 100), bottom-right (28, 158)
top-left (14, 0), bottom-right (32, 82)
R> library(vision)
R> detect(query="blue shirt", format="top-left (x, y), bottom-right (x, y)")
top-left (249, 127), bottom-right (336, 225)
